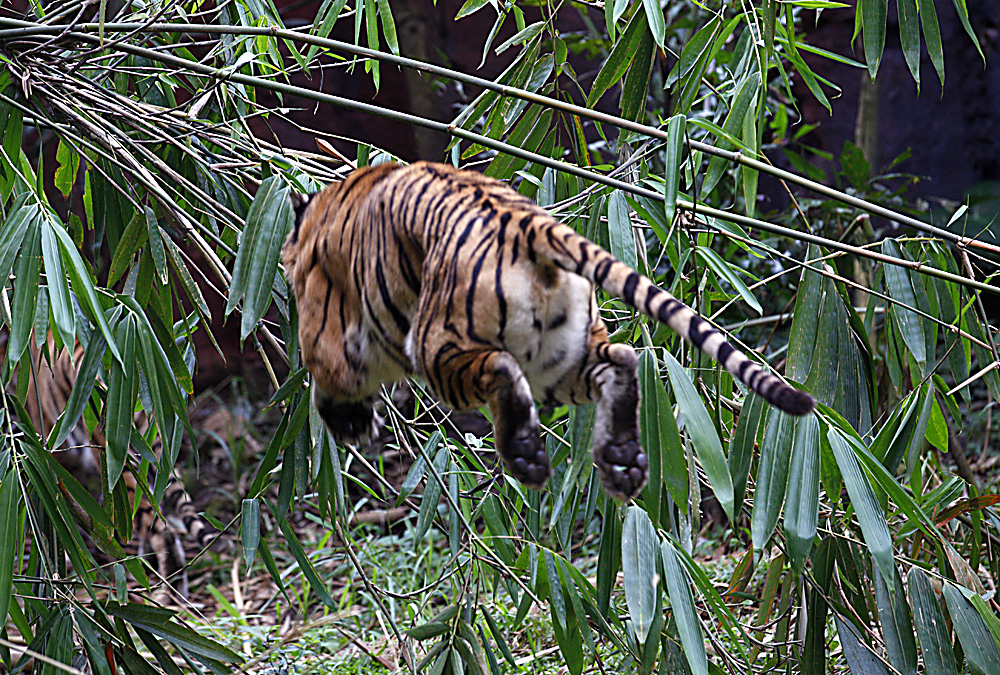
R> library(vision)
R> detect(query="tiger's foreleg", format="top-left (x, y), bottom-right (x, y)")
top-left (312, 386), bottom-right (382, 446)
top-left (416, 342), bottom-right (551, 489)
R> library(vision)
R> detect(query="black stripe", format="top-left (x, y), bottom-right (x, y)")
top-left (716, 341), bottom-right (735, 367)
top-left (622, 273), bottom-right (640, 305)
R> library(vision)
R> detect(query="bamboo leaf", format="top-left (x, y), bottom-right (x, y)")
top-left (639, 351), bottom-right (687, 520)
top-left (641, 0), bottom-right (665, 49)
top-left (662, 114), bottom-right (685, 227)
top-left (241, 498), bottom-right (260, 569)
top-left (907, 567), bottom-right (959, 675)
top-left (607, 191), bottom-right (638, 273)
top-left (0, 472), bottom-right (19, 628)
top-left (943, 583), bottom-right (1000, 675)
top-left (920, 0), bottom-right (945, 88)
top-left (784, 415), bottom-right (820, 573)
top-left (661, 541), bottom-right (708, 675)
top-left (752, 410), bottom-right (793, 552)
top-left (8, 215), bottom-right (41, 365)
top-left (835, 614), bottom-right (892, 675)
top-left (622, 506), bottom-right (659, 645)
top-left (874, 566), bottom-right (918, 675)
top-left (730, 392), bottom-right (765, 517)
top-left (106, 316), bottom-right (138, 488)
top-left (827, 428), bottom-right (895, 587)
top-left (861, 0), bottom-right (888, 77)
top-left (896, 0), bottom-right (920, 88)
top-left (144, 206), bottom-right (168, 285)
top-left (587, 10), bottom-right (648, 107)
top-left (664, 352), bottom-right (734, 520)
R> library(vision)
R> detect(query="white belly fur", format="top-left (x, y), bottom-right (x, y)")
top-left (504, 267), bottom-right (595, 401)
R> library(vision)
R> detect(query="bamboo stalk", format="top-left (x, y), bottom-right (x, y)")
top-left (0, 17), bottom-right (995, 255)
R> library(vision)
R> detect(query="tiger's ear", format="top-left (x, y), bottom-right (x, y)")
top-left (288, 192), bottom-right (313, 243)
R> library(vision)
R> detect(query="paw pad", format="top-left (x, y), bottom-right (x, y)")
top-left (595, 439), bottom-right (648, 501)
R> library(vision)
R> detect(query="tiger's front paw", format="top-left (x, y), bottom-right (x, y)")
top-left (594, 438), bottom-right (648, 501)
top-left (313, 390), bottom-right (383, 445)
top-left (499, 430), bottom-right (551, 489)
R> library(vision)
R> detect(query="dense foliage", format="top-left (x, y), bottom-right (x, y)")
top-left (0, 0), bottom-right (998, 673)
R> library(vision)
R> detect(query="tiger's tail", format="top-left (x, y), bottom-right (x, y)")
top-left (539, 221), bottom-right (815, 416)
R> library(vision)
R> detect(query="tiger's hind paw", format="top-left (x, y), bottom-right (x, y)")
top-left (594, 438), bottom-right (648, 501)
top-left (500, 431), bottom-right (551, 489)
top-left (314, 392), bottom-right (383, 446)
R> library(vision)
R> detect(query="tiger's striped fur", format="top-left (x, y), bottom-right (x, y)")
top-left (17, 334), bottom-right (218, 576)
top-left (283, 162), bottom-right (813, 500)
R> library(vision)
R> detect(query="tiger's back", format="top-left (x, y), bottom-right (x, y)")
top-left (284, 161), bottom-right (814, 500)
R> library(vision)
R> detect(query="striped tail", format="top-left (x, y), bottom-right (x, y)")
top-left (541, 223), bottom-right (815, 416)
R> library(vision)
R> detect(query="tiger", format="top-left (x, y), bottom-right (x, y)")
top-left (282, 161), bottom-right (814, 501)
top-left (11, 333), bottom-right (219, 580)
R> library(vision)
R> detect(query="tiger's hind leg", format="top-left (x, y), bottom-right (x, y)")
top-left (557, 334), bottom-right (646, 501)
top-left (414, 344), bottom-right (550, 488)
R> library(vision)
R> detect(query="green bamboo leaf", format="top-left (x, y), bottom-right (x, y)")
top-left (49, 219), bottom-right (121, 363)
top-left (784, 415), bottom-right (820, 573)
top-left (664, 352), bottom-right (734, 520)
top-left (416, 445), bottom-right (449, 541)
top-left (947, 0), bottom-right (983, 61)
top-left (882, 240), bottom-right (933, 373)
top-left (106, 316), bottom-right (138, 488)
top-left (620, 27), bottom-right (654, 123)
top-left (54, 139), bottom-right (80, 199)
top-left (239, 178), bottom-right (294, 341)
top-left (545, 550), bottom-right (567, 633)
top-left (835, 614), bottom-right (892, 675)
top-left (0, 472), bottom-right (19, 628)
top-left (607, 191), bottom-right (638, 272)
top-left (730, 392), bottom-right (765, 517)
top-left (661, 541), bottom-right (708, 675)
top-left (641, 0), bottom-right (665, 49)
top-left (874, 566), bottom-right (918, 675)
top-left (494, 21), bottom-right (544, 56)
top-left (105, 604), bottom-right (241, 663)
top-left (828, 428), bottom-right (895, 592)
top-left (48, 329), bottom-right (105, 449)
top-left (861, 0), bottom-right (888, 77)
top-left (484, 107), bottom-right (553, 181)
top-left (639, 351), bottom-right (687, 520)
top-left (703, 76), bottom-right (759, 195)
top-left (0, 196), bottom-right (33, 287)
top-left (41, 221), bottom-right (75, 349)
top-left (108, 211), bottom-right (148, 287)
top-left (896, 0), bottom-right (920, 87)
top-left (596, 494), bottom-right (622, 615)
top-left (161, 229), bottom-right (210, 321)
top-left (943, 584), bottom-right (1000, 675)
top-left (741, 105), bottom-right (759, 218)
top-left (907, 567), bottom-right (959, 675)
top-left (695, 245), bottom-right (762, 315)
top-left (144, 206), bottom-right (168, 285)
top-left (587, 10), bottom-right (648, 107)
top-left (8, 216), bottom-right (41, 366)
top-left (663, 114), bottom-right (685, 226)
top-left (920, 0), bottom-right (945, 88)
top-left (375, 0), bottom-right (398, 55)
top-left (241, 498), bottom-right (260, 569)
top-left (751, 410), bottom-right (793, 552)
top-left (787, 248), bottom-right (873, 434)
top-left (278, 519), bottom-right (336, 609)
top-left (621, 506), bottom-right (659, 645)
top-left (481, 606), bottom-right (516, 666)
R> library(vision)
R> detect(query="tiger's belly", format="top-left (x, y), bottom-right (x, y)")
top-left (503, 268), bottom-right (596, 402)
